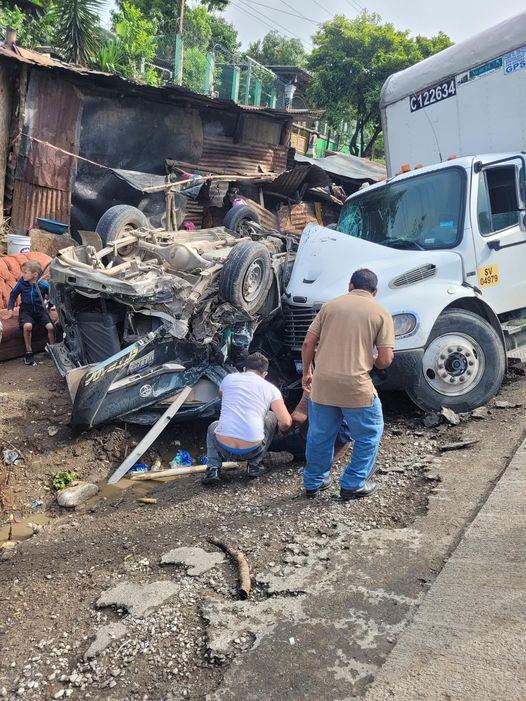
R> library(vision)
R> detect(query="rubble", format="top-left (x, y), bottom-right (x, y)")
top-left (57, 482), bottom-right (99, 508)
top-left (160, 547), bottom-right (225, 576)
top-left (84, 623), bottom-right (127, 660)
top-left (96, 581), bottom-right (180, 617)
top-left (440, 407), bottom-right (461, 425)
top-left (440, 440), bottom-right (479, 452)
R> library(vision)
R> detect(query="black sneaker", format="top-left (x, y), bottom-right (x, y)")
top-left (247, 464), bottom-right (261, 480)
top-left (24, 352), bottom-right (35, 366)
top-left (305, 476), bottom-right (332, 499)
top-left (202, 467), bottom-right (221, 485)
top-left (338, 481), bottom-right (378, 501)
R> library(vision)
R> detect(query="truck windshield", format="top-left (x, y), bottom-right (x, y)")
top-left (337, 168), bottom-right (464, 250)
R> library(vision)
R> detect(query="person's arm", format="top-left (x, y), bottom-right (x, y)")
top-left (270, 397), bottom-right (293, 433)
top-left (291, 390), bottom-right (309, 427)
top-left (4, 281), bottom-right (21, 319)
top-left (374, 311), bottom-right (395, 370)
top-left (375, 346), bottom-right (394, 369)
top-left (301, 332), bottom-right (318, 391)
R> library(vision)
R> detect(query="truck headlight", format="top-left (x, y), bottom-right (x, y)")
top-left (393, 313), bottom-right (417, 337)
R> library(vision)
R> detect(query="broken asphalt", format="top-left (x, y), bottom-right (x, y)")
top-left (1, 356), bottom-right (526, 699)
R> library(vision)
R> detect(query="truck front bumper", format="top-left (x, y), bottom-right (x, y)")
top-left (372, 348), bottom-right (424, 391)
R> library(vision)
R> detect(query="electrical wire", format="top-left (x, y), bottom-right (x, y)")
top-left (229, 0), bottom-right (305, 41)
top-left (244, 0), bottom-right (319, 24)
top-left (276, 0), bottom-right (317, 23)
top-left (308, 0), bottom-right (332, 17)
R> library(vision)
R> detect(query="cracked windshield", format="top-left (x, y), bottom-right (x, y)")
top-left (337, 168), bottom-right (464, 250)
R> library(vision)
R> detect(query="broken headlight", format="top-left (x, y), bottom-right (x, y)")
top-left (393, 313), bottom-right (417, 337)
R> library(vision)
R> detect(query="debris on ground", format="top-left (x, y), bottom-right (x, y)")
top-left (84, 622), bottom-right (128, 660)
top-left (161, 546), bottom-right (225, 576)
top-left (423, 412), bottom-right (441, 428)
top-left (56, 482), bottom-right (99, 508)
top-left (494, 400), bottom-right (522, 409)
top-left (471, 406), bottom-right (490, 419)
top-left (3, 449), bottom-right (22, 465)
top-left (208, 538), bottom-right (252, 600)
top-left (440, 439), bottom-right (480, 452)
top-left (440, 407), bottom-right (461, 425)
top-left (96, 581), bottom-right (180, 618)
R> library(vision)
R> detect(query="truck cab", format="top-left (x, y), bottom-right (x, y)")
top-left (284, 153), bottom-right (526, 412)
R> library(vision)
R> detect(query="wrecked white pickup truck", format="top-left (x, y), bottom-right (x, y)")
top-left (48, 205), bottom-right (295, 430)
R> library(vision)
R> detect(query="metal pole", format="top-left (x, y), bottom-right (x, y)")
top-left (243, 59), bottom-right (252, 105)
top-left (174, 0), bottom-right (185, 85)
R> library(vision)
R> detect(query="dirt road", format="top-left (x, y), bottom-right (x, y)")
top-left (1, 355), bottom-right (525, 700)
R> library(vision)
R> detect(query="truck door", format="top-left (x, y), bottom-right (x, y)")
top-left (472, 158), bottom-right (526, 314)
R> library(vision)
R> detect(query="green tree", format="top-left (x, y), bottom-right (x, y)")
top-left (49, 0), bottom-right (103, 64)
top-left (415, 31), bottom-right (452, 59)
top-left (0, 2), bottom-right (54, 49)
top-left (208, 14), bottom-right (239, 57)
top-left (93, 2), bottom-right (158, 84)
top-left (308, 12), bottom-right (452, 157)
top-left (247, 30), bottom-right (306, 66)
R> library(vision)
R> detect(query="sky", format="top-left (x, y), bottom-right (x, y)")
top-left (100, 0), bottom-right (526, 49)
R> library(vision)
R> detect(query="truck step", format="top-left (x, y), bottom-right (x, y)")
top-left (507, 345), bottom-right (526, 363)
top-left (502, 319), bottom-right (526, 335)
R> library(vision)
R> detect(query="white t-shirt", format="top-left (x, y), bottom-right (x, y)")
top-left (215, 371), bottom-right (282, 443)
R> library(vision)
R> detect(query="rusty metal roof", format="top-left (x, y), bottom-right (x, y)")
top-left (0, 42), bottom-right (317, 121)
top-left (295, 152), bottom-right (386, 183)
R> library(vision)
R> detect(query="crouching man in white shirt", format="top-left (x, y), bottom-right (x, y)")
top-left (202, 352), bottom-right (293, 484)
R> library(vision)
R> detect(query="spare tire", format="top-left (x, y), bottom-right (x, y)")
top-left (219, 241), bottom-right (273, 314)
top-left (96, 205), bottom-right (148, 247)
top-left (223, 204), bottom-right (260, 234)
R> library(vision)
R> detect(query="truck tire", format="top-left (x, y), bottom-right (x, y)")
top-left (96, 205), bottom-right (148, 258)
top-left (406, 309), bottom-right (505, 413)
top-left (223, 204), bottom-right (260, 234)
top-left (219, 240), bottom-right (273, 314)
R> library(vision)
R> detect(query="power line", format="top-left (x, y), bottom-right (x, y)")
top-left (276, 0), bottom-right (317, 23)
top-left (244, 0), bottom-right (319, 24)
top-left (229, 0), bottom-right (306, 42)
top-left (347, 0), bottom-right (364, 13)
top-left (228, 0), bottom-right (281, 35)
top-left (308, 0), bottom-right (332, 17)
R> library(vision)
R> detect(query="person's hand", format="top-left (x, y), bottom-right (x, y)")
top-left (3, 310), bottom-right (13, 320)
top-left (302, 370), bottom-right (313, 392)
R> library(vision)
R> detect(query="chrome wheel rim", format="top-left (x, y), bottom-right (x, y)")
top-left (422, 333), bottom-right (485, 396)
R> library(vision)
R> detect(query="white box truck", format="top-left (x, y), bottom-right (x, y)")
top-left (284, 11), bottom-right (526, 412)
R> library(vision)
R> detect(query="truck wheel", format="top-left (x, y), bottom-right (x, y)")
top-left (219, 240), bottom-right (273, 314)
top-left (96, 205), bottom-right (148, 259)
top-left (407, 309), bottom-right (505, 413)
top-left (223, 204), bottom-right (260, 235)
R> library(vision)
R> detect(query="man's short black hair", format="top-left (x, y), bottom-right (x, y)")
top-left (350, 268), bottom-right (378, 292)
top-left (245, 352), bottom-right (269, 374)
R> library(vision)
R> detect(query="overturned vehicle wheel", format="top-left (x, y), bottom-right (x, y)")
top-left (96, 204), bottom-right (148, 259)
top-left (219, 240), bottom-right (273, 314)
top-left (223, 204), bottom-right (261, 235)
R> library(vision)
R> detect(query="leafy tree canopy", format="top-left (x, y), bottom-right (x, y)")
top-left (247, 30), bottom-right (306, 66)
top-left (308, 12), bottom-right (452, 156)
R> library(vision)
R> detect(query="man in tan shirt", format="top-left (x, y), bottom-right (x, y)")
top-left (301, 268), bottom-right (395, 500)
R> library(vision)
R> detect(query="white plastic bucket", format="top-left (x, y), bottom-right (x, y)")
top-left (7, 234), bottom-right (31, 255)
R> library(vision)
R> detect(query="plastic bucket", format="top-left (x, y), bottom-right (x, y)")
top-left (7, 234), bottom-right (31, 254)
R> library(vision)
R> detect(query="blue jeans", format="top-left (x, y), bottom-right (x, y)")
top-left (304, 397), bottom-right (384, 491)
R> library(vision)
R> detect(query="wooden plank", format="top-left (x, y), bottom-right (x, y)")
top-left (131, 461), bottom-right (242, 480)
top-left (107, 386), bottom-right (192, 484)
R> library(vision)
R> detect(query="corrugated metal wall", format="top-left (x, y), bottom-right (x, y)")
top-left (11, 72), bottom-right (80, 233)
top-left (199, 136), bottom-right (288, 175)
top-left (0, 64), bottom-right (13, 222)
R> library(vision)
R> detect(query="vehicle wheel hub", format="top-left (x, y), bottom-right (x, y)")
top-left (242, 260), bottom-right (264, 302)
top-left (422, 333), bottom-right (485, 396)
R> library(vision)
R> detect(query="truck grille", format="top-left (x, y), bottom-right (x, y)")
top-left (283, 305), bottom-right (318, 350)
